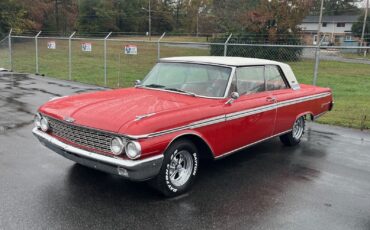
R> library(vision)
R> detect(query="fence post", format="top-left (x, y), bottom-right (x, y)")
top-left (35, 31), bottom-right (42, 74)
top-left (68, 31), bottom-right (76, 81)
top-left (8, 28), bottom-right (12, 71)
top-left (104, 32), bottom-right (112, 86)
top-left (224, 33), bottom-right (232, 57)
top-left (157, 32), bottom-right (166, 60)
top-left (313, 36), bottom-right (324, 86)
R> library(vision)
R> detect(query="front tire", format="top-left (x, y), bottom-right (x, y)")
top-left (280, 116), bottom-right (305, 146)
top-left (152, 139), bottom-right (199, 197)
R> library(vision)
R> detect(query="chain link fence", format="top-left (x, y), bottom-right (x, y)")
top-left (106, 39), bottom-right (158, 87)
top-left (0, 36), bottom-right (10, 70)
top-left (38, 37), bottom-right (69, 80)
top-left (12, 36), bottom-right (36, 73)
top-left (0, 31), bottom-right (369, 129)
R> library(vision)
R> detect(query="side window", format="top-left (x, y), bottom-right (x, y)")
top-left (235, 66), bottom-right (265, 96)
top-left (265, 65), bottom-right (288, 91)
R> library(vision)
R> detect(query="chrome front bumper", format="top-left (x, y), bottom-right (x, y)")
top-left (32, 128), bottom-right (163, 181)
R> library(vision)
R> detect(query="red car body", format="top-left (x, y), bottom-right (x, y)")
top-left (33, 57), bottom-right (333, 188)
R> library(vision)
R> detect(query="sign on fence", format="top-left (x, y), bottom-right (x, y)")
top-left (124, 45), bottom-right (137, 55)
top-left (82, 42), bottom-right (92, 52)
top-left (47, 41), bottom-right (56, 49)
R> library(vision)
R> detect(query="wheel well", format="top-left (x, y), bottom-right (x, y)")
top-left (171, 134), bottom-right (214, 160)
top-left (298, 112), bottom-right (314, 121)
top-left (305, 113), bottom-right (314, 121)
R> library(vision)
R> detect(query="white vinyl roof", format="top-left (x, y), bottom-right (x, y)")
top-left (160, 56), bottom-right (283, 67)
top-left (160, 56), bottom-right (300, 90)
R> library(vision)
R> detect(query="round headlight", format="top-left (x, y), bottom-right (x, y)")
top-left (40, 117), bottom-right (49, 132)
top-left (125, 141), bottom-right (141, 159)
top-left (34, 114), bottom-right (42, 128)
top-left (111, 137), bottom-right (125, 155)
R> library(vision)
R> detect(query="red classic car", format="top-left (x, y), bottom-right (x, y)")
top-left (33, 56), bottom-right (333, 196)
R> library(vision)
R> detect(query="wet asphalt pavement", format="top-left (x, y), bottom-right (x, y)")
top-left (0, 72), bottom-right (369, 230)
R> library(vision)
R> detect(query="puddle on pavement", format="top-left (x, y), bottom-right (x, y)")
top-left (0, 121), bottom-right (34, 134)
top-left (289, 164), bottom-right (320, 181)
top-left (0, 73), bottom-right (38, 134)
top-left (0, 72), bottom-right (103, 134)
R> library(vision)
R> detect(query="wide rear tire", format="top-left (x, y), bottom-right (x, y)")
top-left (280, 116), bottom-right (305, 146)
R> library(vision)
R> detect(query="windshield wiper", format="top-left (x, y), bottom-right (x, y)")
top-left (142, 84), bottom-right (196, 97)
top-left (143, 84), bottom-right (165, 88)
top-left (164, 87), bottom-right (196, 97)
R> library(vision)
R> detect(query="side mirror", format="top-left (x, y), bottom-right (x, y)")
top-left (230, 92), bottom-right (240, 100)
top-left (134, 80), bottom-right (141, 86)
top-left (225, 92), bottom-right (240, 104)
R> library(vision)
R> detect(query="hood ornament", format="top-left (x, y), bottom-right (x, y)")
top-left (64, 117), bottom-right (75, 123)
top-left (135, 113), bottom-right (156, 121)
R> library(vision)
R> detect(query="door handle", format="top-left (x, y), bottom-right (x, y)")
top-left (266, 97), bottom-right (277, 102)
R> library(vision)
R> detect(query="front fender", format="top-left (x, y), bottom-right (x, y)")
top-left (139, 129), bottom-right (215, 159)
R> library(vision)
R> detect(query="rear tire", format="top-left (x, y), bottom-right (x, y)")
top-left (151, 139), bottom-right (199, 197)
top-left (280, 116), bottom-right (305, 146)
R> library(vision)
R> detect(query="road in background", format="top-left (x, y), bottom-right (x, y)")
top-left (302, 48), bottom-right (370, 64)
top-left (0, 73), bottom-right (369, 230)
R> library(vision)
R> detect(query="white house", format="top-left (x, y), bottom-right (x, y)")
top-left (299, 15), bottom-right (360, 45)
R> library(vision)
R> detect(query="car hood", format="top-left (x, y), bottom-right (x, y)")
top-left (39, 88), bottom-right (217, 134)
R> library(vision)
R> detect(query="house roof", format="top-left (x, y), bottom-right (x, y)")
top-left (302, 15), bottom-right (360, 23)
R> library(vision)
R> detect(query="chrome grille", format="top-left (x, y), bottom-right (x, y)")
top-left (48, 117), bottom-right (113, 152)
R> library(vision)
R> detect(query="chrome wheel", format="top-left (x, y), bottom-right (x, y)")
top-left (153, 139), bottom-right (199, 197)
top-left (168, 150), bottom-right (194, 187)
top-left (292, 117), bottom-right (304, 140)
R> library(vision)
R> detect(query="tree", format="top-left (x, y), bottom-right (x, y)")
top-left (17, 0), bottom-right (53, 31)
top-left (0, 0), bottom-right (35, 37)
top-left (114, 0), bottom-right (146, 32)
top-left (77, 0), bottom-right (118, 33)
top-left (151, 0), bottom-right (174, 33)
top-left (241, 0), bottom-right (314, 43)
top-left (311, 0), bottom-right (361, 15)
top-left (211, 0), bottom-right (314, 61)
top-left (51, 0), bottom-right (78, 35)
top-left (211, 0), bottom-right (259, 32)
top-left (352, 13), bottom-right (370, 44)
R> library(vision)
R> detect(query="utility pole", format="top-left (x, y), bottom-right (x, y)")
top-left (149, 0), bottom-right (151, 41)
top-left (316, 0), bottom-right (324, 45)
top-left (142, 1), bottom-right (152, 40)
top-left (196, 12), bottom-right (199, 37)
top-left (313, 0), bottom-right (324, 86)
top-left (55, 0), bottom-right (59, 33)
top-left (360, 0), bottom-right (369, 47)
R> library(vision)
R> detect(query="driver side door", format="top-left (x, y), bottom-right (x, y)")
top-left (219, 66), bottom-right (277, 156)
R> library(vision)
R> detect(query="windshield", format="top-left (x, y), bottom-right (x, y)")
top-left (141, 63), bottom-right (232, 98)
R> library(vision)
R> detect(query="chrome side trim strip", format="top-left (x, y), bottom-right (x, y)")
top-left (215, 130), bottom-right (292, 159)
top-left (145, 115), bottom-right (226, 138)
top-left (32, 127), bottom-right (163, 168)
top-left (129, 92), bottom-right (331, 139)
top-left (276, 92), bottom-right (331, 108)
top-left (190, 115), bottom-right (226, 128)
top-left (226, 103), bottom-right (277, 121)
top-left (224, 92), bottom-right (331, 121)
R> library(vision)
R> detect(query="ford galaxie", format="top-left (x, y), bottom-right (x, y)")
top-left (33, 56), bottom-right (333, 196)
